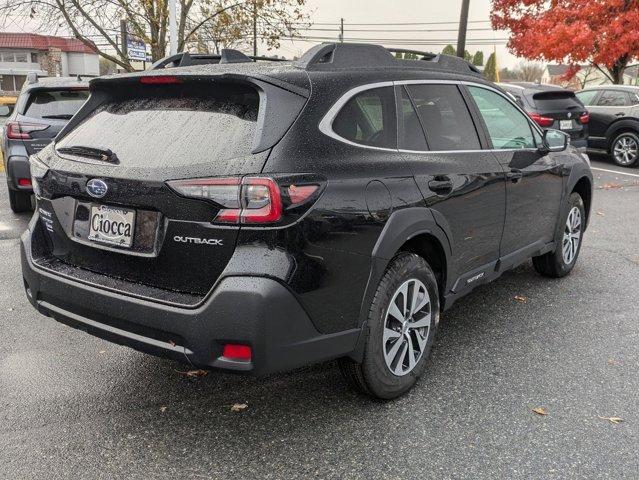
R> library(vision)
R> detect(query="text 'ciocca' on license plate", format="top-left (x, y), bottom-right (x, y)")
top-left (88, 204), bottom-right (136, 247)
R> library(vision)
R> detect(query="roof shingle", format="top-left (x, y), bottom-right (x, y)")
top-left (0, 32), bottom-right (95, 54)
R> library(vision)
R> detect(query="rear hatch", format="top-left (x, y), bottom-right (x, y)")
top-left (34, 74), bottom-right (308, 302)
top-left (15, 88), bottom-right (89, 154)
top-left (528, 90), bottom-right (588, 141)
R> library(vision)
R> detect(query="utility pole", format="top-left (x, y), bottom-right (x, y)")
top-left (456, 0), bottom-right (470, 58)
top-left (120, 19), bottom-right (128, 59)
top-left (169, 0), bottom-right (177, 55)
top-left (253, 0), bottom-right (258, 57)
top-left (339, 18), bottom-right (344, 42)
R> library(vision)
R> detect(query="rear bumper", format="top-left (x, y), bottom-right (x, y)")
top-left (6, 155), bottom-right (32, 192)
top-left (20, 223), bottom-right (360, 375)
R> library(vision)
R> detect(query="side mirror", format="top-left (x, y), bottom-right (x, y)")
top-left (541, 129), bottom-right (569, 153)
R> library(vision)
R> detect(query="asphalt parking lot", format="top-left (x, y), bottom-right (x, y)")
top-left (1, 157), bottom-right (638, 479)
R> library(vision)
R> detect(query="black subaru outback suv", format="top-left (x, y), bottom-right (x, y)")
top-left (21, 44), bottom-right (593, 399)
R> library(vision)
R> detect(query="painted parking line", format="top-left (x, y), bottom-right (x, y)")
top-left (591, 167), bottom-right (639, 178)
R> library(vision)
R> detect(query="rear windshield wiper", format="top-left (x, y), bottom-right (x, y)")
top-left (57, 145), bottom-right (119, 164)
top-left (41, 114), bottom-right (74, 120)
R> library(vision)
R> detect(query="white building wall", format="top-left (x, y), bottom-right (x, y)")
top-left (0, 49), bottom-right (42, 74)
top-left (60, 51), bottom-right (69, 76)
top-left (66, 52), bottom-right (99, 77)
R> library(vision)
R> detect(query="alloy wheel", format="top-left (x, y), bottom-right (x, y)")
top-left (613, 135), bottom-right (638, 166)
top-left (383, 279), bottom-right (432, 376)
top-left (562, 206), bottom-right (582, 265)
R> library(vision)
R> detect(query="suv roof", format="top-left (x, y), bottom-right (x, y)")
top-left (91, 43), bottom-right (488, 101)
top-left (22, 75), bottom-right (90, 92)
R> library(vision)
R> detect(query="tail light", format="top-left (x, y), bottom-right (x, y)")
top-left (580, 112), bottom-right (590, 124)
top-left (6, 121), bottom-right (48, 139)
top-left (529, 113), bottom-right (554, 128)
top-left (167, 176), bottom-right (321, 225)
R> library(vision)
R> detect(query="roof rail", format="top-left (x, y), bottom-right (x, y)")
top-left (151, 49), bottom-right (288, 70)
top-left (293, 43), bottom-right (482, 76)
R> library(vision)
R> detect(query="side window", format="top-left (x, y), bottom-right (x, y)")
top-left (407, 84), bottom-right (480, 151)
top-left (468, 86), bottom-right (536, 150)
top-left (597, 90), bottom-right (629, 107)
top-left (398, 86), bottom-right (428, 150)
top-left (576, 90), bottom-right (599, 106)
top-left (629, 91), bottom-right (639, 105)
top-left (332, 86), bottom-right (397, 149)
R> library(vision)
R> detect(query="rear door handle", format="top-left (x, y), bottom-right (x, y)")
top-left (615, 112), bottom-right (626, 117)
top-left (507, 169), bottom-right (523, 183)
top-left (428, 176), bottom-right (453, 194)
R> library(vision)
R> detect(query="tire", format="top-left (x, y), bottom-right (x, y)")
top-left (8, 188), bottom-right (33, 213)
top-left (339, 252), bottom-right (439, 400)
top-left (533, 192), bottom-right (585, 278)
top-left (610, 131), bottom-right (639, 167)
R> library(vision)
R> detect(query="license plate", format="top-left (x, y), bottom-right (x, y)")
top-left (560, 120), bottom-right (573, 130)
top-left (88, 205), bottom-right (136, 248)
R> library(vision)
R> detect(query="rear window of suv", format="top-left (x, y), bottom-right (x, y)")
top-left (530, 91), bottom-right (583, 110)
top-left (57, 83), bottom-right (259, 166)
top-left (24, 89), bottom-right (89, 119)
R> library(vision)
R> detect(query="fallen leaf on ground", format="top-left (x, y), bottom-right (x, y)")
top-left (160, 406), bottom-right (167, 413)
top-left (514, 295), bottom-right (528, 303)
top-left (231, 403), bottom-right (248, 412)
top-left (7, 307), bottom-right (13, 312)
top-left (599, 416), bottom-right (623, 424)
top-left (176, 369), bottom-right (209, 378)
top-left (532, 407), bottom-right (548, 416)
top-left (599, 183), bottom-right (623, 190)
top-left (98, 350), bottom-right (106, 354)
top-left (596, 210), bottom-right (605, 216)
top-left (607, 358), bottom-right (622, 366)
top-left (168, 340), bottom-right (176, 347)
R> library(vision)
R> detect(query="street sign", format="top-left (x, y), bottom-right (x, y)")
top-left (127, 36), bottom-right (147, 62)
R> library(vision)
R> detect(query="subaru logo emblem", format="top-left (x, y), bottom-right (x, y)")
top-left (86, 179), bottom-right (108, 198)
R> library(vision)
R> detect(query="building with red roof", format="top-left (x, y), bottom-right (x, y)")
top-left (0, 32), bottom-right (99, 94)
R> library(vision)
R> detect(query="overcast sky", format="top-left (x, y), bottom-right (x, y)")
top-left (268, 0), bottom-right (521, 68)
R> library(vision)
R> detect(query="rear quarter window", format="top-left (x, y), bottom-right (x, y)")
top-left (332, 86), bottom-right (397, 149)
top-left (57, 84), bottom-right (259, 167)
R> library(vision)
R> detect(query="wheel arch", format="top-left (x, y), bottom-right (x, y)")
top-left (605, 119), bottom-right (639, 151)
top-left (350, 207), bottom-right (453, 362)
top-left (572, 176), bottom-right (592, 226)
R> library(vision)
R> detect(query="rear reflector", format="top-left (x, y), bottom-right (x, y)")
top-left (580, 112), bottom-right (590, 124)
top-left (140, 76), bottom-right (182, 85)
top-left (222, 344), bottom-right (252, 361)
top-left (18, 178), bottom-right (32, 187)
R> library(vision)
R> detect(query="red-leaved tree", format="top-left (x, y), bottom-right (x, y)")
top-left (491, 0), bottom-right (639, 84)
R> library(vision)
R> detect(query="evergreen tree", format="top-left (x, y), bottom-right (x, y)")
top-left (472, 51), bottom-right (484, 66)
top-left (484, 52), bottom-right (498, 81)
top-left (442, 44), bottom-right (456, 56)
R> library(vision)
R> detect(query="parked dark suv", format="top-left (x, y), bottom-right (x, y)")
top-left (2, 75), bottom-right (89, 212)
top-left (498, 82), bottom-right (589, 149)
top-left (576, 86), bottom-right (639, 167)
top-left (21, 44), bottom-right (593, 399)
